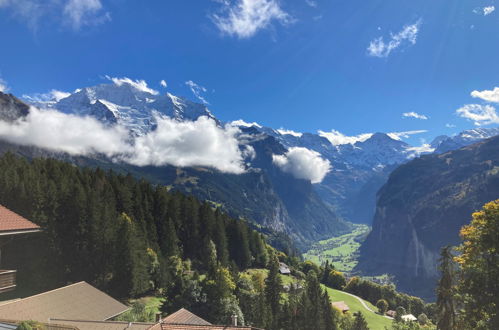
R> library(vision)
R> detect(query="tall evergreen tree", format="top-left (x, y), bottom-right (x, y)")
top-left (436, 246), bottom-right (457, 330)
top-left (265, 253), bottom-right (282, 330)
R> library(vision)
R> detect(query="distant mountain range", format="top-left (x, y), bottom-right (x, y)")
top-left (1, 80), bottom-right (499, 252)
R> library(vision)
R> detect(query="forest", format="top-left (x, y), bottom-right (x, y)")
top-left (0, 153), bottom-right (497, 329)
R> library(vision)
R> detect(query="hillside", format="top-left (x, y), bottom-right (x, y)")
top-left (357, 135), bottom-right (499, 299)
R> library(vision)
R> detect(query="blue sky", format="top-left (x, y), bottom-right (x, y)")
top-left (1, 0), bottom-right (499, 146)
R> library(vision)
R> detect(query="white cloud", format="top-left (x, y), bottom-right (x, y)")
top-left (387, 130), bottom-right (427, 140)
top-left (483, 6), bottom-right (495, 15)
top-left (272, 147), bottom-right (331, 183)
top-left (367, 20), bottom-right (421, 58)
top-left (277, 128), bottom-right (302, 137)
top-left (185, 80), bottom-right (209, 104)
top-left (0, 0), bottom-right (109, 30)
top-left (107, 76), bottom-right (159, 95)
top-left (405, 143), bottom-right (435, 158)
top-left (445, 123), bottom-right (456, 128)
top-left (160, 80), bottom-right (168, 88)
top-left (0, 78), bottom-right (9, 93)
top-left (402, 111), bottom-right (428, 120)
top-left (471, 87), bottom-right (499, 103)
top-left (230, 119), bottom-right (262, 128)
top-left (0, 107), bottom-right (249, 174)
top-left (456, 104), bottom-right (499, 126)
top-left (0, 107), bottom-right (130, 156)
top-left (318, 129), bottom-right (373, 146)
top-left (212, 0), bottom-right (292, 38)
top-left (125, 116), bottom-right (248, 173)
top-left (63, 0), bottom-right (110, 30)
top-left (305, 0), bottom-right (317, 8)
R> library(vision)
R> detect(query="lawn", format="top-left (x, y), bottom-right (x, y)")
top-left (324, 286), bottom-right (393, 330)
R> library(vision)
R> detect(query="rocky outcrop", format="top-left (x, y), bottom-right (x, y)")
top-left (357, 135), bottom-right (499, 299)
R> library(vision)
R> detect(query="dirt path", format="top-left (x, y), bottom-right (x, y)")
top-left (342, 291), bottom-right (394, 320)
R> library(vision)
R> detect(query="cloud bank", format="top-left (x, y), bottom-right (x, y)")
top-left (368, 20), bottom-right (421, 58)
top-left (273, 147), bottom-right (331, 183)
top-left (0, 107), bottom-right (130, 156)
top-left (212, 0), bottom-right (292, 38)
top-left (125, 116), bottom-right (248, 173)
top-left (0, 107), bottom-right (250, 174)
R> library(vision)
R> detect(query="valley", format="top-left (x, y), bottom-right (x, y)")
top-left (303, 224), bottom-right (370, 274)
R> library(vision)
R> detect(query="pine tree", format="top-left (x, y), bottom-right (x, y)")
top-left (436, 246), bottom-right (456, 330)
top-left (265, 253), bottom-right (282, 329)
top-left (351, 312), bottom-right (369, 330)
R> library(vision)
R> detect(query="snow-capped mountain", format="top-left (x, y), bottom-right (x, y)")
top-left (432, 127), bottom-right (499, 154)
top-left (19, 80), bottom-right (499, 225)
top-left (26, 82), bottom-right (215, 136)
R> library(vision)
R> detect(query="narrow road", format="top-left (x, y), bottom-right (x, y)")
top-left (342, 291), bottom-right (394, 320)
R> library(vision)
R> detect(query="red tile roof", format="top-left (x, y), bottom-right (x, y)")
top-left (0, 205), bottom-right (40, 234)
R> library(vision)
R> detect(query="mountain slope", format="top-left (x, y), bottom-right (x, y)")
top-left (0, 91), bottom-right (349, 247)
top-left (357, 135), bottom-right (499, 299)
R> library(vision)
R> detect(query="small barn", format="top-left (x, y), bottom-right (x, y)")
top-left (278, 262), bottom-right (291, 275)
top-left (331, 301), bottom-right (350, 313)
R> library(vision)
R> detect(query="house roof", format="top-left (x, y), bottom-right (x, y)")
top-left (0, 205), bottom-right (41, 235)
top-left (331, 301), bottom-right (350, 312)
top-left (160, 325), bottom-right (262, 330)
top-left (0, 282), bottom-right (128, 322)
top-left (51, 319), bottom-right (155, 330)
top-left (401, 314), bottom-right (417, 322)
top-left (278, 262), bottom-right (291, 274)
top-left (162, 309), bottom-right (211, 326)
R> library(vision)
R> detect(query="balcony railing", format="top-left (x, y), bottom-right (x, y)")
top-left (0, 270), bottom-right (16, 293)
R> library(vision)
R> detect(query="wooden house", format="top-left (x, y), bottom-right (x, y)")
top-left (0, 205), bottom-right (41, 293)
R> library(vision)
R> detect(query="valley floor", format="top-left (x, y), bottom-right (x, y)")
top-left (303, 224), bottom-right (370, 274)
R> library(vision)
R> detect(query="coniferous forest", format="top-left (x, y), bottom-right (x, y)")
top-left (0, 153), bottom-right (340, 329)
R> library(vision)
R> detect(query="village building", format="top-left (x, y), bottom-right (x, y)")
top-left (401, 314), bottom-right (418, 322)
top-left (331, 301), bottom-right (350, 313)
top-left (278, 262), bottom-right (291, 275)
top-left (0, 205), bottom-right (41, 293)
top-left (385, 310), bottom-right (396, 318)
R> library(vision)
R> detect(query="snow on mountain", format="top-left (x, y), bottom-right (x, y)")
top-left (25, 80), bottom-right (215, 136)
top-left (432, 127), bottom-right (499, 154)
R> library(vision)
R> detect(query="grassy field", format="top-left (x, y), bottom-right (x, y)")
top-left (245, 269), bottom-right (392, 329)
top-left (303, 224), bottom-right (370, 273)
top-left (324, 286), bottom-right (393, 330)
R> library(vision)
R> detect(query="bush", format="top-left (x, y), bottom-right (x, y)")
top-left (376, 299), bottom-right (388, 314)
top-left (417, 313), bottom-right (429, 325)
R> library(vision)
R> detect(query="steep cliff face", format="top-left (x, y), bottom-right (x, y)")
top-left (0, 92), bottom-right (29, 122)
top-left (358, 136), bottom-right (499, 299)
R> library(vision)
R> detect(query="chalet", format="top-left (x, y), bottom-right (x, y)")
top-left (0, 205), bottom-right (41, 293)
top-left (331, 301), bottom-right (350, 313)
top-left (385, 310), bottom-right (396, 318)
top-left (278, 262), bottom-right (291, 275)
